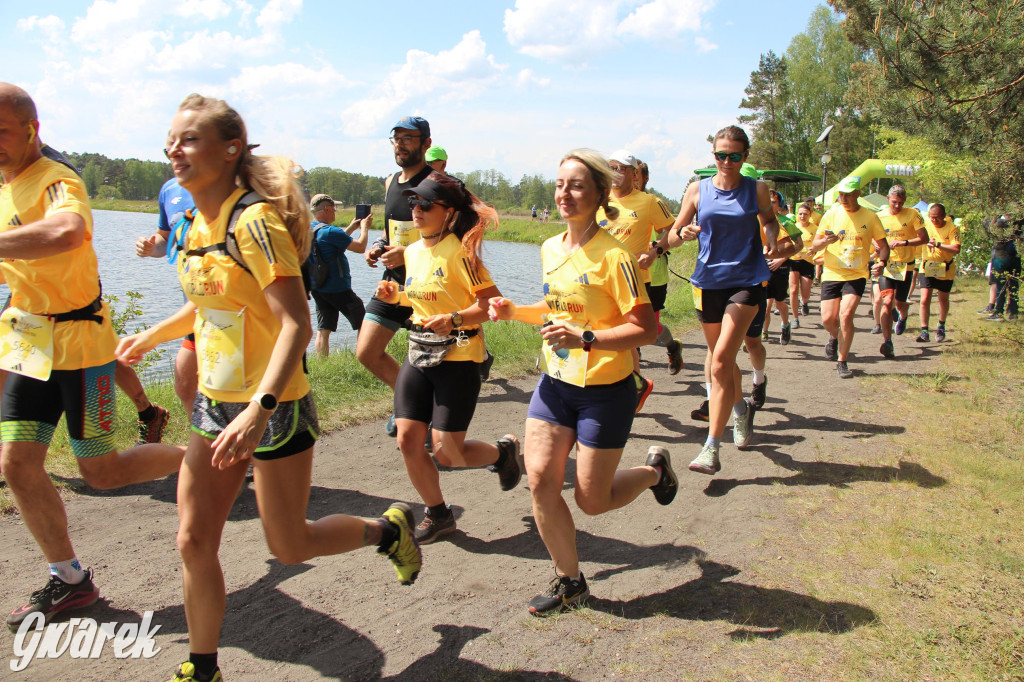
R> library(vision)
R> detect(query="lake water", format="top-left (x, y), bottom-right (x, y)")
top-left (1, 210), bottom-right (544, 381)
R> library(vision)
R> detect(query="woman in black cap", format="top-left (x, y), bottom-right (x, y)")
top-left (375, 171), bottom-right (521, 545)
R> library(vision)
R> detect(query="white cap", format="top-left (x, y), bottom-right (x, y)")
top-left (608, 149), bottom-right (637, 168)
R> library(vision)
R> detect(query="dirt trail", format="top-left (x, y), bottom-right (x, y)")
top-left (0, 296), bottom-right (948, 680)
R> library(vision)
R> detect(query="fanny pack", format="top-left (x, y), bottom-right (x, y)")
top-left (48, 295), bottom-right (104, 324)
top-left (407, 326), bottom-right (478, 369)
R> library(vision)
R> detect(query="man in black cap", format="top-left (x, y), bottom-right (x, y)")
top-left (356, 116), bottom-right (434, 436)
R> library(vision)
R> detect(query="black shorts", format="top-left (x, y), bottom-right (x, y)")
top-left (744, 294), bottom-right (769, 339)
top-left (645, 282), bottom-right (667, 312)
top-left (789, 259), bottom-right (815, 279)
top-left (311, 289), bottom-right (365, 332)
top-left (394, 359), bottom-right (481, 432)
top-left (919, 276), bottom-right (954, 293)
top-left (191, 393), bottom-right (319, 460)
top-left (364, 296), bottom-right (413, 332)
top-left (767, 267), bottom-right (789, 302)
top-left (696, 285), bottom-right (766, 325)
top-left (877, 275), bottom-right (913, 302)
top-left (821, 279), bottom-right (866, 301)
top-left (1, 361), bottom-right (117, 458)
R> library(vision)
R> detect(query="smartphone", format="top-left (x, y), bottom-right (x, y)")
top-left (355, 204), bottom-right (371, 220)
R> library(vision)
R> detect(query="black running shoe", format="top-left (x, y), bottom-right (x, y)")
top-left (837, 361), bottom-right (853, 379)
top-left (528, 574), bottom-right (590, 617)
top-left (489, 434), bottom-right (523, 491)
top-left (415, 510), bottom-right (457, 545)
top-left (645, 446), bottom-right (678, 505)
top-left (825, 337), bottom-right (838, 361)
top-left (6, 570), bottom-right (100, 633)
top-left (880, 339), bottom-right (895, 359)
top-left (478, 350), bottom-right (494, 382)
top-left (666, 339), bottom-right (683, 376)
top-left (690, 399), bottom-right (710, 422)
top-left (751, 377), bottom-right (767, 409)
top-left (802, 302), bottom-right (810, 316)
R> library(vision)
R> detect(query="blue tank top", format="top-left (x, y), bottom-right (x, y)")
top-left (691, 175), bottom-right (770, 289)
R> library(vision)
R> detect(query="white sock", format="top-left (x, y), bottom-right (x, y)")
top-left (705, 382), bottom-right (712, 400)
top-left (49, 558), bottom-right (86, 585)
top-left (752, 369), bottom-right (766, 385)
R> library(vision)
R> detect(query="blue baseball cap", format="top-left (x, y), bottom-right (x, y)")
top-left (391, 116), bottom-right (430, 139)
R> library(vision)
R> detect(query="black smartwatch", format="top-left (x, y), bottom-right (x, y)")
top-left (251, 392), bottom-right (278, 413)
top-left (451, 312), bottom-right (464, 328)
top-left (650, 241), bottom-right (665, 255)
top-left (581, 330), bottom-right (596, 352)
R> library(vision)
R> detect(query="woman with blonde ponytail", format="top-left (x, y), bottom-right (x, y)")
top-left (117, 94), bottom-right (421, 682)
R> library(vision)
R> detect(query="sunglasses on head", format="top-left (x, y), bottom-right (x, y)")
top-left (713, 151), bottom-right (744, 163)
top-left (407, 197), bottom-right (448, 211)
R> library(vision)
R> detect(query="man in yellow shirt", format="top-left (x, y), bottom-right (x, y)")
top-left (812, 176), bottom-right (889, 378)
top-left (0, 84), bottom-right (183, 631)
top-left (875, 184), bottom-right (928, 356)
top-left (597, 150), bottom-right (676, 410)
top-left (916, 203), bottom-right (961, 342)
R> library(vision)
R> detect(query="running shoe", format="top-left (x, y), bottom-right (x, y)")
top-left (802, 302), bottom-right (810, 316)
top-left (880, 339), bottom-right (895, 359)
top-left (690, 399), bottom-right (710, 422)
top-left (169, 662), bottom-right (223, 682)
top-left (916, 329), bottom-right (930, 343)
top-left (761, 330), bottom-right (769, 342)
top-left (424, 428), bottom-right (433, 454)
top-left (478, 350), bottom-right (494, 382)
top-left (379, 502), bottom-right (422, 585)
top-left (137, 405), bottom-right (169, 445)
top-left (825, 337), bottom-right (839, 361)
top-left (645, 446), bottom-right (678, 505)
top-left (751, 377), bottom-right (767, 409)
top-left (489, 435), bottom-right (523, 491)
top-left (385, 414), bottom-right (397, 437)
top-left (793, 317), bottom-right (800, 329)
top-left (1007, 313), bottom-right (1018, 321)
top-left (780, 324), bottom-right (791, 345)
top-left (870, 324), bottom-right (882, 334)
top-left (895, 315), bottom-right (907, 336)
top-left (666, 339), bottom-right (684, 376)
top-left (6, 570), bottom-right (100, 633)
top-left (733, 398), bottom-right (755, 449)
top-left (978, 305), bottom-right (994, 315)
top-left (936, 327), bottom-right (946, 342)
top-left (836, 361), bottom-right (853, 379)
top-left (528, 574), bottom-right (590, 617)
top-left (635, 375), bottom-right (654, 414)
top-left (984, 313), bottom-right (1005, 322)
top-left (688, 443), bottom-right (721, 475)
top-left (415, 509), bottom-right (456, 545)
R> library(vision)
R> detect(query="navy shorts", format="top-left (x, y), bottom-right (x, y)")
top-left (526, 373), bottom-right (637, 449)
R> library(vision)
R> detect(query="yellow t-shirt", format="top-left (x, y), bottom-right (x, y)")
top-left (0, 156), bottom-right (117, 370)
top-left (789, 218), bottom-right (817, 262)
top-left (541, 229), bottom-right (650, 386)
top-left (809, 209), bottom-right (822, 226)
top-left (597, 190), bottom-right (674, 285)
top-left (401, 233), bottom-right (493, 363)
top-left (921, 217), bottom-right (959, 280)
top-left (877, 207), bottom-right (924, 264)
top-left (178, 188), bottom-right (309, 402)
top-left (817, 206), bottom-right (887, 282)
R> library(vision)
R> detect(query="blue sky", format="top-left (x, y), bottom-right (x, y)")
top-left (4, 0), bottom-right (827, 200)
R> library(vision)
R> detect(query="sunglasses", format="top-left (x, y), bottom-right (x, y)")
top-left (713, 151), bottom-right (744, 163)
top-left (407, 197), bottom-right (448, 211)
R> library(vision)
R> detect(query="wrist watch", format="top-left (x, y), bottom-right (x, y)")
top-left (650, 241), bottom-right (665, 255)
top-left (451, 312), bottom-right (464, 328)
top-left (251, 392), bottom-right (278, 413)
top-left (581, 330), bottom-right (596, 352)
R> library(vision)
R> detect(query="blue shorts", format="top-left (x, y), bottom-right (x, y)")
top-left (526, 373), bottom-right (637, 449)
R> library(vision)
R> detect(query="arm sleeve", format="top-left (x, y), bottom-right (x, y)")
top-left (607, 249), bottom-right (650, 316)
top-left (651, 196), bottom-right (675, 230)
top-left (329, 226), bottom-right (354, 251)
top-left (235, 204), bottom-right (302, 290)
top-left (454, 252), bottom-right (495, 295)
top-left (157, 186), bottom-right (170, 232)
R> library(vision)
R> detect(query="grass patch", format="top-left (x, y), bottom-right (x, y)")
top-left (91, 198), bottom-right (159, 213)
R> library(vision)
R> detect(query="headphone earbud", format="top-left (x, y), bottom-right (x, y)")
top-left (27, 128), bottom-right (36, 143)
top-left (228, 145), bottom-right (238, 154)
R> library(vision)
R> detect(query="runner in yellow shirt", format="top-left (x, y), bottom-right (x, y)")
top-left (788, 204), bottom-right (817, 328)
top-left (812, 176), bottom-right (889, 378)
top-left (115, 94), bottom-right (420, 682)
top-left (916, 203), bottom-right (960, 343)
top-left (597, 150), bottom-right (676, 410)
top-left (874, 185), bottom-right (928, 357)
top-left (0, 83), bottom-right (185, 632)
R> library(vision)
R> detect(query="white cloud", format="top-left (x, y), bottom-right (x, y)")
top-left (695, 36), bottom-right (718, 52)
top-left (256, 0), bottom-right (302, 33)
top-left (173, 0), bottom-right (233, 21)
top-left (341, 31), bottom-right (505, 137)
top-left (16, 15), bottom-right (66, 36)
top-left (516, 68), bottom-right (551, 89)
top-left (228, 62), bottom-right (354, 98)
top-left (71, 0), bottom-right (150, 47)
top-left (504, 0), bottom-right (718, 62)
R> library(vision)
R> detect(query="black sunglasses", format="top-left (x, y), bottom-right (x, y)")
top-left (407, 197), bottom-right (448, 211)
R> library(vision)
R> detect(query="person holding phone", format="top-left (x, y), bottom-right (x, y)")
top-left (308, 193), bottom-right (370, 356)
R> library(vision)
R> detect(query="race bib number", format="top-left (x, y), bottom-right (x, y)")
top-left (838, 245), bottom-right (861, 269)
top-left (0, 307), bottom-right (54, 381)
top-left (539, 319), bottom-right (589, 388)
top-left (390, 219), bottom-right (420, 248)
top-left (883, 262), bottom-right (908, 281)
top-left (923, 260), bottom-right (948, 278)
top-left (692, 286), bottom-right (703, 311)
top-left (196, 308), bottom-right (246, 392)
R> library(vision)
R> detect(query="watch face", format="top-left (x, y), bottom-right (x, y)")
top-left (582, 330), bottom-right (596, 344)
top-left (260, 394), bottom-right (277, 410)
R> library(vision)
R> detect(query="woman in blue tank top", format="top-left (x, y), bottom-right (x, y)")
top-left (642, 126), bottom-right (783, 476)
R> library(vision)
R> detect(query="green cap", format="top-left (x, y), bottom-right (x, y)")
top-left (835, 176), bottom-right (862, 193)
top-left (740, 163), bottom-right (758, 179)
top-left (425, 145), bottom-right (447, 162)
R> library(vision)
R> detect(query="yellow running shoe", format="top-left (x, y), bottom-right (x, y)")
top-left (170, 661), bottom-right (222, 681)
top-left (379, 502), bottom-right (422, 585)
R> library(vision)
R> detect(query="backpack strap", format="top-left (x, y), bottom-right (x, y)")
top-left (183, 191), bottom-right (266, 274)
